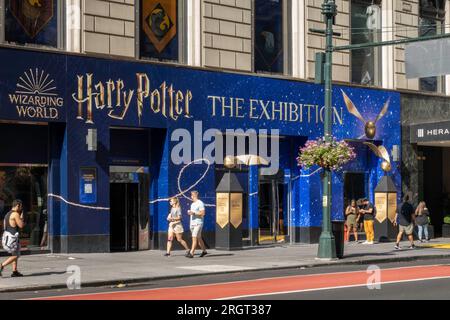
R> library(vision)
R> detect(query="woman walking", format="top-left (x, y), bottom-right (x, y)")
top-left (415, 201), bottom-right (430, 242)
top-left (345, 199), bottom-right (359, 243)
top-left (165, 197), bottom-right (190, 256)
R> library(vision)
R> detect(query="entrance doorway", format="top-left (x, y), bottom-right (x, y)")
top-left (109, 167), bottom-right (149, 252)
top-left (110, 183), bottom-right (139, 251)
top-left (418, 145), bottom-right (448, 237)
top-left (258, 169), bottom-right (287, 244)
top-left (343, 172), bottom-right (367, 208)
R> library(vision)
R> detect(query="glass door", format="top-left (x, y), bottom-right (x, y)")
top-left (258, 175), bottom-right (287, 244)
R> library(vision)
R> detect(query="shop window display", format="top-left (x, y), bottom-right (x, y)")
top-left (0, 166), bottom-right (48, 251)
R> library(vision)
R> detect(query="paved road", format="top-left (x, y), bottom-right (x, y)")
top-left (4, 258), bottom-right (450, 300)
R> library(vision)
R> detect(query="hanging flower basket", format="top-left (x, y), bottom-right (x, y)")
top-left (297, 137), bottom-right (356, 171)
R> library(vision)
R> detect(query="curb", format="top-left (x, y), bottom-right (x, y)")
top-left (2, 252), bottom-right (450, 294)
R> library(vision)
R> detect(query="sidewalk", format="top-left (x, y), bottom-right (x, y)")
top-left (1, 239), bottom-right (450, 293)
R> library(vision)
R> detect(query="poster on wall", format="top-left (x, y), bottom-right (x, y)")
top-left (79, 167), bottom-right (97, 204)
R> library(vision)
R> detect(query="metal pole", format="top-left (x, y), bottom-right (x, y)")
top-left (317, 0), bottom-right (337, 260)
top-left (334, 32), bottom-right (450, 51)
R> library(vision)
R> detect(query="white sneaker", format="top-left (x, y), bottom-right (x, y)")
top-left (367, 241), bottom-right (374, 245)
top-left (362, 241), bottom-right (369, 244)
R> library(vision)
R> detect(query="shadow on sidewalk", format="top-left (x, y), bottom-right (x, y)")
top-left (23, 271), bottom-right (68, 278)
top-left (343, 252), bottom-right (397, 259)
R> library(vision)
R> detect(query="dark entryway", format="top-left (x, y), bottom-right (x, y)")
top-left (418, 146), bottom-right (448, 237)
top-left (343, 172), bottom-right (367, 208)
top-left (258, 169), bottom-right (287, 244)
top-left (109, 168), bottom-right (150, 252)
top-left (110, 183), bottom-right (139, 252)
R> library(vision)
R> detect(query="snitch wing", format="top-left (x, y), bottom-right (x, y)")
top-left (341, 90), bottom-right (366, 124)
top-left (364, 142), bottom-right (382, 158)
top-left (377, 145), bottom-right (391, 164)
top-left (374, 97), bottom-right (391, 124)
top-left (364, 142), bottom-right (391, 164)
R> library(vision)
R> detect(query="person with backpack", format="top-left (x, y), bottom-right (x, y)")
top-left (1, 199), bottom-right (25, 277)
top-left (415, 201), bottom-right (430, 242)
top-left (394, 195), bottom-right (416, 250)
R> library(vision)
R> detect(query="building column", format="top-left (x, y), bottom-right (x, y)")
top-left (296, 168), bottom-right (322, 244)
top-left (66, 0), bottom-right (82, 52)
top-left (187, 0), bottom-right (201, 66)
top-left (382, 0), bottom-right (395, 89)
top-left (248, 164), bottom-right (259, 246)
top-left (150, 130), bottom-right (170, 250)
top-left (290, 0), bottom-right (306, 78)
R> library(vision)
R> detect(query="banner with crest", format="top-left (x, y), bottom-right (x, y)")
top-left (140, 0), bottom-right (178, 61)
top-left (5, 0), bottom-right (57, 47)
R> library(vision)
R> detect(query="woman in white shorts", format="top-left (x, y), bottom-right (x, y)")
top-left (165, 197), bottom-right (190, 257)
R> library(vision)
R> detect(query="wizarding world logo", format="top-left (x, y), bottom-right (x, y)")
top-left (8, 68), bottom-right (63, 120)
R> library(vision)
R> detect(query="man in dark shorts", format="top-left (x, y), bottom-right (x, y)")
top-left (394, 195), bottom-right (415, 250)
top-left (1, 199), bottom-right (25, 277)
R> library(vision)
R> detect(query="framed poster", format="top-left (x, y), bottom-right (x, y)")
top-left (79, 167), bottom-right (97, 204)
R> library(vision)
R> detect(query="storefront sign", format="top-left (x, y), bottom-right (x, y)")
top-left (8, 68), bottom-right (64, 121)
top-left (79, 168), bottom-right (97, 204)
top-left (410, 121), bottom-right (450, 143)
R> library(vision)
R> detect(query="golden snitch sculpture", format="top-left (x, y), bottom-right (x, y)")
top-left (341, 90), bottom-right (391, 140)
top-left (364, 142), bottom-right (392, 173)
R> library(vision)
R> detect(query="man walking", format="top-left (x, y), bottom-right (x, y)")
top-left (394, 195), bottom-right (416, 249)
top-left (360, 198), bottom-right (375, 244)
top-left (186, 191), bottom-right (208, 258)
top-left (1, 199), bottom-right (25, 277)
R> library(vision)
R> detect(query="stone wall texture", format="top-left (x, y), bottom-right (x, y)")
top-left (83, 0), bottom-right (135, 57)
top-left (202, 0), bottom-right (252, 71)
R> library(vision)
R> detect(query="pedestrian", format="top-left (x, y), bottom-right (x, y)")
top-left (357, 198), bottom-right (365, 232)
top-left (359, 198), bottom-right (375, 244)
top-left (165, 197), bottom-right (190, 257)
top-left (186, 191), bottom-right (208, 258)
top-left (1, 199), bottom-right (25, 277)
top-left (415, 201), bottom-right (430, 242)
top-left (345, 199), bottom-right (359, 243)
top-left (394, 195), bottom-right (416, 249)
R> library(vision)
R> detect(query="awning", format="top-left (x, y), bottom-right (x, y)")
top-left (410, 120), bottom-right (450, 146)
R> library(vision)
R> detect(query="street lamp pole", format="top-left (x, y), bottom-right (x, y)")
top-left (312, 1), bottom-right (450, 260)
top-left (317, 0), bottom-right (337, 260)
